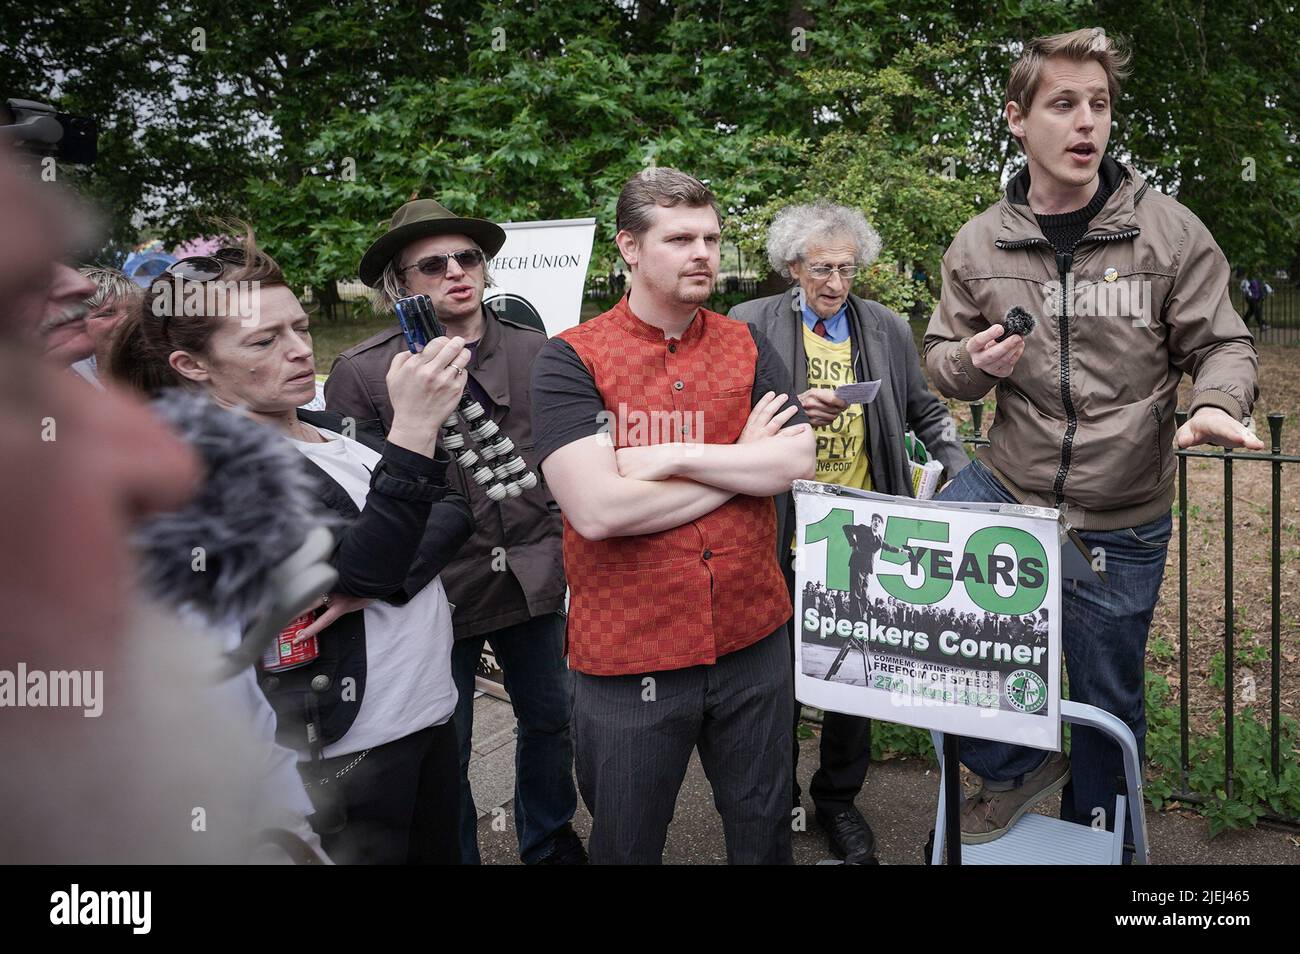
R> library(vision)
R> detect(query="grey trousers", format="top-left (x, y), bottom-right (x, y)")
top-left (572, 627), bottom-right (793, 864)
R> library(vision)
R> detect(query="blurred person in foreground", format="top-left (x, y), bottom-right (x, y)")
top-left (0, 141), bottom-right (322, 862)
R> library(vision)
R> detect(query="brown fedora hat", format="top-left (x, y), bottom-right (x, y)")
top-left (358, 198), bottom-right (507, 287)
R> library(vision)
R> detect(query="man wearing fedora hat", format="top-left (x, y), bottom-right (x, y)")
top-left (325, 197), bottom-right (584, 865)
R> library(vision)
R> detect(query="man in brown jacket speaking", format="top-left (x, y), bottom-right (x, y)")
top-left (925, 29), bottom-right (1260, 853)
top-left (325, 198), bottom-right (584, 865)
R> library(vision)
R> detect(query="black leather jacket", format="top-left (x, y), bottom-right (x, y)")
top-left (324, 309), bottom-right (565, 639)
top-left (259, 409), bottom-right (474, 754)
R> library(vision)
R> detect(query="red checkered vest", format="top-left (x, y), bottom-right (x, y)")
top-left (557, 296), bottom-right (792, 676)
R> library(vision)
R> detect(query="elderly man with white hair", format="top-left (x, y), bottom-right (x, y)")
top-left (729, 200), bottom-right (968, 864)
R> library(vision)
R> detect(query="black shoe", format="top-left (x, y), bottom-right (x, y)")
top-left (817, 807), bottom-right (879, 864)
top-left (533, 823), bottom-right (588, 865)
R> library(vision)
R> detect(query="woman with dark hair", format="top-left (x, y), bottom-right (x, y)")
top-left (109, 233), bottom-right (475, 864)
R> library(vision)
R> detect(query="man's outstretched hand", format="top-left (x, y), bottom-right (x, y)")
top-left (1176, 406), bottom-right (1264, 450)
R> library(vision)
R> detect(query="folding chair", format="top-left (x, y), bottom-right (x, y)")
top-left (928, 699), bottom-right (1149, 865)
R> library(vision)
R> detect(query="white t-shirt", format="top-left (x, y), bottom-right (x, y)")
top-left (289, 427), bottom-right (457, 758)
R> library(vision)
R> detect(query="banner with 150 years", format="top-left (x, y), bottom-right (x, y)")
top-left (793, 481), bottom-right (1063, 749)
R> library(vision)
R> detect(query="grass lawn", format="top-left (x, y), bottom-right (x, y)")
top-left (308, 308), bottom-right (394, 374)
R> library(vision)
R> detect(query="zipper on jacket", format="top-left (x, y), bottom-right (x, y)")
top-left (1151, 403), bottom-right (1164, 484)
top-left (1078, 228), bottom-right (1140, 245)
top-left (1048, 227), bottom-right (1142, 503)
top-left (995, 228), bottom-right (1139, 252)
top-left (994, 223), bottom-right (1142, 506)
top-left (994, 237), bottom-right (1051, 251)
top-left (1052, 251), bottom-right (1077, 506)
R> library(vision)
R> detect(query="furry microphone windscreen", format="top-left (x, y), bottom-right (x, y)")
top-left (998, 306), bottom-right (1035, 342)
top-left (131, 390), bottom-right (329, 629)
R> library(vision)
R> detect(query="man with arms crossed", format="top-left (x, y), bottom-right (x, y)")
top-left (926, 28), bottom-right (1260, 850)
top-left (532, 168), bottom-right (815, 864)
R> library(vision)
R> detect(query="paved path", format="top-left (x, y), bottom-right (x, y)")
top-left (467, 694), bottom-right (1299, 865)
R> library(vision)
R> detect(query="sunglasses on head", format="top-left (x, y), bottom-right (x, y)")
top-left (151, 247), bottom-right (251, 330)
top-left (397, 248), bottom-right (485, 279)
top-left (163, 247), bottom-right (249, 282)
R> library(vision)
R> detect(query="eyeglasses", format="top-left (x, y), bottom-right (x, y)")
top-left (397, 248), bottom-right (485, 279)
top-left (805, 263), bottom-right (859, 280)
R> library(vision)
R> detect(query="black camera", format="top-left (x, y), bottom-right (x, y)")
top-left (0, 98), bottom-right (97, 164)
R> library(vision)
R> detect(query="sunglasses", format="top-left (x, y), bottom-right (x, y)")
top-left (163, 247), bottom-right (249, 282)
top-left (397, 248), bottom-right (485, 279)
top-left (152, 247), bottom-right (251, 330)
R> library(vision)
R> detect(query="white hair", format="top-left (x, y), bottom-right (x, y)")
top-left (766, 201), bottom-right (883, 279)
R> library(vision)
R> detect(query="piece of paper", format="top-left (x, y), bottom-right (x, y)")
top-left (909, 459), bottom-right (945, 500)
top-left (834, 380), bottom-right (881, 405)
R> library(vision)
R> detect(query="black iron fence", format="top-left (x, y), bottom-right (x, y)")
top-left (1169, 409), bottom-right (1298, 826)
top-left (961, 402), bottom-right (1299, 827)
top-left (1229, 275), bottom-right (1299, 345)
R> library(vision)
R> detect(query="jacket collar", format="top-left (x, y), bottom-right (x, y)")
top-left (612, 293), bottom-right (710, 345)
top-left (996, 155), bottom-right (1145, 249)
top-left (297, 407), bottom-right (386, 448)
top-left (466, 306), bottom-right (512, 408)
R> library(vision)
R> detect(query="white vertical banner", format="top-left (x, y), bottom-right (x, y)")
top-left (486, 218), bottom-right (598, 338)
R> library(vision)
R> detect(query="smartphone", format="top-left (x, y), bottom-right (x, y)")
top-left (394, 294), bottom-right (443, 353)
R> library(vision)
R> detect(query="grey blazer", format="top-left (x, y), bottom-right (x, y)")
top-left (728, 288), bottom-right (969, 562)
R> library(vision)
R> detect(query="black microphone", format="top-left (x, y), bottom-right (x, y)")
top-left (997, 305), bottom-right (1035, 342)
top-left (393, 293), bottom-right (539, 501)
top-left (130, 390), bottom-right (337, 679)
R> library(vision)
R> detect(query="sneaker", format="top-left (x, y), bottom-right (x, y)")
top-left (959, 752), bottom-right (1070, 844)
top-left (532, 823), bottom-right (589, 865)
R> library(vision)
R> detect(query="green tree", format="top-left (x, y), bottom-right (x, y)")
top-left (4, 1), bottom-right (1296, 281)
top-left (733, 39), bottom-right (999, 315)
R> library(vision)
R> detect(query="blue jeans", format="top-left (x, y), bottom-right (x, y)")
top-left (937, 459), bottom-right (1171, 845)
top-left (451, 612), bottom-right (577, 864)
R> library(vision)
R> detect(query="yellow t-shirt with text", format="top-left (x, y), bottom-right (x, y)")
top-left (802, 324), bottom-right (871, 491)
